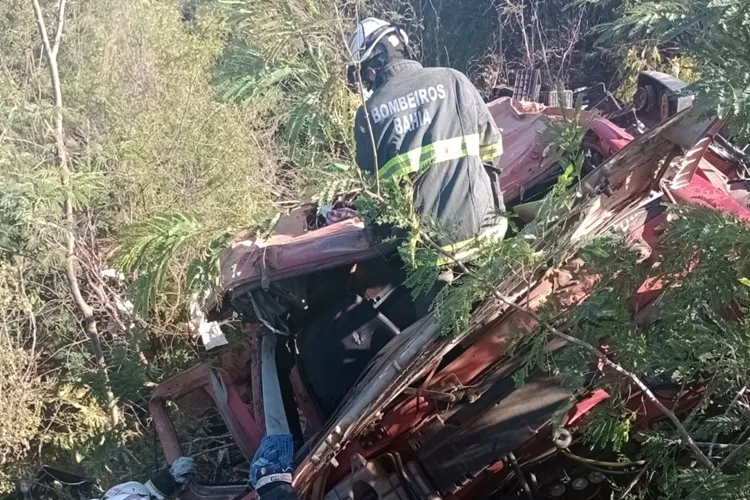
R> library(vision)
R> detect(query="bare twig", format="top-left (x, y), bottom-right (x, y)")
top-left (617, 464), bottom-right (648, 500)
top-left (31, 0), bottom-right (120, 427)
top-left (423, 235), bottom-right (714, 470)
top-left (696, 442), bottom-right (745, 452)
top-left (709, 376), bottom-right (750, 455)
top-left (18, 262), bottom-right (39, 379)
top-left (52, 0), bottom-right (67, 57)
top-left (555, 5), bottom-right (586, 84)
top-left (506, 0), bottom-right (534, 67)
top-left (683, 439), bottom-right (750, 499)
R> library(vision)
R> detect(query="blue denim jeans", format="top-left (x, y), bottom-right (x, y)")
top-left (249, 435), bottom-right (294, 489)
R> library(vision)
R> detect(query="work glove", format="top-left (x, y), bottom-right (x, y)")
top-left (169, 456), bottom-right (196, 484)
top-left (249, 435), bottom-right (294, 490)
top-left (145, 456), bottom-right (195, 499)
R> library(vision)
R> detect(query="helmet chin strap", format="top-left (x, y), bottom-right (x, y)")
top-left (366, 41), bottom-right (406, 90)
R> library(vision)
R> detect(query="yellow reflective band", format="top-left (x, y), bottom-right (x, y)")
top-left (479, 137), bottom-right (503, 161)
top-left (435, 218), bottom-right (508, 266)
top-left (380, 134), bottom-right (482, 179)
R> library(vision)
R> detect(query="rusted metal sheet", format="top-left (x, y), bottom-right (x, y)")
top-left (207, 217), bottom-right (395, 312)
top-left (150, 363), bottom-right (263, 463)
top-left (488, 97), bottom-right (632, 204)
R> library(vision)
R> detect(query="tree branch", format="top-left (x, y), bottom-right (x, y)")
top-left (709, 376), bottom-right (750, 455)
top-left (31, 0), bottom-right (120, 427)
top-left (424, 236), bottom-right (714, 470)
top-left (685, 439), bottom-right (750, 498)
top-left (52, 0), bottom-right (67, 58)
top-left (30, 0), bottom-right (53, 58)
top-left (617, 465), bottom-right (648, 500)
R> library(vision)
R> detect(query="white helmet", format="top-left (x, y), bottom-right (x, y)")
top-left (348, 17), bottom-right (408, 65)
top-left (346, 18), bottom-right (408, 93)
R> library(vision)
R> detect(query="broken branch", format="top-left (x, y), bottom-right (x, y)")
top-left (424, 236), bottom-right (714, 470)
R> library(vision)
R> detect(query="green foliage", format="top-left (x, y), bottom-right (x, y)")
top-left (596, 0), bottom-right (750, 145)
top-left (0, 170), bottom-right (104, 258)
top-left (615, 44), bottom-right (699, 100)
top-left (2, 0), bottom-right (748, 496)
top-left (0, 345), bottom-right (47, 467)
top-left (211, 0), bottom-right (359, 192)
top-left (535, 205), bottom-right (750, 497)
top-left (583, 399), bottom-right (635, 453)
top-left (545, 97), bottom-right (588, 200)
top-left (114, 213), bottom-right (203, 314)
top-left (665, 465), bottom-right (750, 500)
top-left (313, 162), bottom-right (362, 207)
top-left (0, 0), bottom-right (281, 490)
top-left (187, 230), bottom-right (234, 293)
top-left (511, 331), bottom-right (556, 387)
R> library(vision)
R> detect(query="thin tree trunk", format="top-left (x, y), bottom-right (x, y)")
top-left (31, 0), bottom-right (119, 427)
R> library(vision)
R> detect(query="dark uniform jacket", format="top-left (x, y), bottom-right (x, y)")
top-left (355, 60), bottom-right (504, 246)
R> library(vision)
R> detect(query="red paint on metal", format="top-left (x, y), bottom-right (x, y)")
top-left (627, 386), bottom-right (705, 431)
top-left (173, 99), bottom-right (749, 500)
top-left (490, 97), bottom-right (632, 204)
top-left (566, 389), bottom-right (610, 426)
top-left (576, 110), bottom-right (633, 155)
top-left (434, 313), bottom-right (538, 388)
top-left (669, 170), bottom-right (750, 222)
top-left (207, 217), bottom-right (393, 312)
top-left (367, 266), bottom-right (601, 456)
top-left (217, 380), bottom-right (264, 455)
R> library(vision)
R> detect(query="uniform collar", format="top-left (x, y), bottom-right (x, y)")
top-left (381, 59), bottom-right (423, 80)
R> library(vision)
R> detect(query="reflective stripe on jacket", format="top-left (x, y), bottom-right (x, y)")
top-left (355, 60), bottom-right (504, 245)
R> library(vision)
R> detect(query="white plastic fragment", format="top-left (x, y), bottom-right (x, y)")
top-left (189, 292), bottom-right (228, 350)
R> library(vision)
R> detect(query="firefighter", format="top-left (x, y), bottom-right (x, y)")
top-left (347, 18), bottom-right (506, 254)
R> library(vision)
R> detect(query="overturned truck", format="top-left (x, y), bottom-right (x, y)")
top-left (150, 74), bottom-right (750, 500)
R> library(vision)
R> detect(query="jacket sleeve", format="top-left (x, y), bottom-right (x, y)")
top-left (456, 72), bottom-right (503, 169)
top-left (100, 481), bottom-right (153, 500)
top-left (354, 106), bottom-right (377, 176)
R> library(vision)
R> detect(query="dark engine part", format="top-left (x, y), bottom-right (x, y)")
top-left (633, 71), bottom-right (694, 128)
top-left (298, 294), bottom-right (401, 416)
top-left (326, 453), bottom-right (438, 500)
top-left (416, 375), bottom-right (570, 494)
top-left (493, 444), bottom-right (644, 499)
top-left (513, 69), bottom-right (542, 102)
